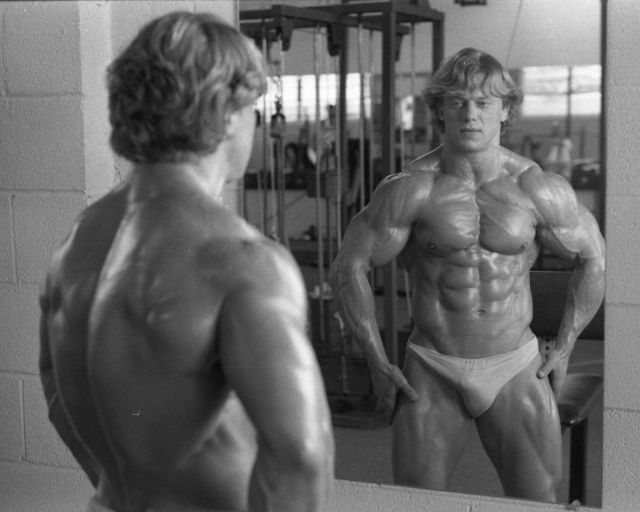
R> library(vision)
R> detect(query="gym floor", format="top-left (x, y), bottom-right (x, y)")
top-left (332, 338), bottom-right (603, 507)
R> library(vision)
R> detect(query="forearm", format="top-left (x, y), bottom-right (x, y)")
top-left (331, 261), bottom-right (388, 368)
top-left (557, 255), bottom-right (605, 345)
top-left (42, 373), bottom-right (99, 486)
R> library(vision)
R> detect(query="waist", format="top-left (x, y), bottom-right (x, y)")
top-left (407, 332), bottom-right (539, 364)
top-left (407, 324), bottom-right (536, 359)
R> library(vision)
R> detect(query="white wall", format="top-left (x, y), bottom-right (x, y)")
top-left (1, 1), bottom-right (638, 511)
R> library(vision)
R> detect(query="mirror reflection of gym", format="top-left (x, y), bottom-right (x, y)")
top-left (239, 0), bottom-right (604, 506)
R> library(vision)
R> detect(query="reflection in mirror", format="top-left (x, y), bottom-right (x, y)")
top-left (239, 0), bottom-right (603, 506)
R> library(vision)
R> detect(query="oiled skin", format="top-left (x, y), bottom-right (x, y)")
top-left (40, 152), bottom-right (334, 510)
top-left (330, 91), bottom-right (605, 500)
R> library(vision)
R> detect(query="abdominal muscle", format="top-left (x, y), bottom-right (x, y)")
top-left (407, 247), bottom-right (535, 358)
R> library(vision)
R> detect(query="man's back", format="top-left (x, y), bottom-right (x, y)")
top-left (41, 168), bottom-right (328, 511)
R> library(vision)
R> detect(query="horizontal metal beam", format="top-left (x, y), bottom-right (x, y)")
top-left (240, 1), bottom-right (443, 34)
top-left (316, 1), bottom-right (444, 23)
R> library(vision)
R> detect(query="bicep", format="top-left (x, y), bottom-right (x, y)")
top-left (537, 198), bottom-right (604, 263)
top-left (525, 170), bottom-right (604, 262)
top-left (339, 183), bottom-right (416, 270)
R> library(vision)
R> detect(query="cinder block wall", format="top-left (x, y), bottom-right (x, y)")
top-left (0, 2), bottom-right (94, 511)
top-left (1, 1), bottom-right (639, 512)
top-left (0, 2), bottom-right (235, 511)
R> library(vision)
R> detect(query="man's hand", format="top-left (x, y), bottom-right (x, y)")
top-left (537, 337), bottom-right (573, 398)
top-left (370, 362), bottom-right (418, 423)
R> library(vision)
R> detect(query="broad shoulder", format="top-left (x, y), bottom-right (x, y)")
top-left (516, 160), bottom-right (580, 225)
top-left (142, 197), bottom-right (303, 297)
top-left (44, 183), bottom-right (130, 300)
top-left (374, 149), bottom-right (440, 203)
top-left (363, 167), bottom-right (436, 228)
top-left (206, 231), bottom-right (302, 291)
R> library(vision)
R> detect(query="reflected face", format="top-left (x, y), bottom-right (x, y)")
top-left (438, 90), bottom-right (509, 153)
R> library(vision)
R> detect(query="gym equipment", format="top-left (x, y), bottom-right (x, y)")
top-left (241, 1), bottom-right (445, 421)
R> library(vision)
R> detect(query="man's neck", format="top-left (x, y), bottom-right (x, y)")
top-left (131, 155), bottom-right (230, 202)
top-left (441, 145), bottom-right (504, 188)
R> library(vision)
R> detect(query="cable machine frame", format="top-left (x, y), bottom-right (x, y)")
top-left (240, 0), bottom-right (444, 376)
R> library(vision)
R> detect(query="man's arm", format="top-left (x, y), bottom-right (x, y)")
top-left (523, 169), bottom-right (605, 395)
top-left (218, 242), bottom-right (334, 512)
top-left (330, 174), bottom-right (421, 421)
top-left (38, 288), bottom-right (99, 487)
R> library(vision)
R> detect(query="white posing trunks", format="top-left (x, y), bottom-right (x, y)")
top-left (406, 336), bottom-right (540, 418)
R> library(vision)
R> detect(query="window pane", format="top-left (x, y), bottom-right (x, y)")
top-left (522, 94), bottom-right (568, 117)
top-left (571, 91), bottom-right (601, 116)
top-left (522, 66), bottom-right (569, 94)
top-left (571, 65), bottom-right (601, 94)
top-left (261, 72), bottom-right (372, 123)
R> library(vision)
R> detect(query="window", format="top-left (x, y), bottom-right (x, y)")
top-left (260, 72), bottom-right (372, 123)
top-left (521, 65), bottom-right (601, 117)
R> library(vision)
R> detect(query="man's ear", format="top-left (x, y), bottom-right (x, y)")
top-left (224, 110), bottom-right (237, 138)
top-left (501, 104), bottom-right (509, 123)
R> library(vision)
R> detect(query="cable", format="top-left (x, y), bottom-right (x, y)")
top-left (505, 0), bottom-right (525, 67)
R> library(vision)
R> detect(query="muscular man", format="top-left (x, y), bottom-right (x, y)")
top-left (330, 47), bottom-right (604, 501)
top-left (39, 12), bottom-right (334, 512)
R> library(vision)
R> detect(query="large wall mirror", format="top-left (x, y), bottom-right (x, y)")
top-left (239, 0), bottom-right (604, 507)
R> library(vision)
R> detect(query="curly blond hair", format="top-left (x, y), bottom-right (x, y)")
top-left (108, 11), bottom-right (267, 163)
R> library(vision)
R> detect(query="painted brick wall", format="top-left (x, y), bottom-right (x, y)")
top-left (0, 2), bottom-right (91, 510)
top-left (0, 2), bottom-right (236, 511)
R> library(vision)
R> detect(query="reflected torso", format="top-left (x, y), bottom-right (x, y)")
top-left (400, 149), bottom-right (540, 357)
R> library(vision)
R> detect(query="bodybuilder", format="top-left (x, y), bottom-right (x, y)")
top-left (330, 47), bottom-right (604, 501)
top-left (40, 11), bottom-right (334, 512)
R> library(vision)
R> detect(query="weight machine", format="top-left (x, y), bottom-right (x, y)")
top-left (240, 1), bottom-right (444, 425)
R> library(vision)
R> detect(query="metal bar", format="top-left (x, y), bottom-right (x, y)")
top-left (260, 36), bottom-right (269, 235)
top-left (431, 16), bottom-right (444, 149)
top-left (240, 1), bottom-right (437, 35)
top-left (336, 29), bottom-right (347, 249)
top-left (318, 0), bottom-right (444, 22)
top-left (240, 17), bottom-right (410, 36)
top-left (599, 0), bottom-right (607, 236)
top-left (313, 27), bottom-right (326, 344)
top-left (382, 7), bottom-right (399, 366)
top-left (241, 4), bottom-right (339, 24)
top-left (358, 22), bottom-right (366, 211)
top-left (568, 421), bottom-right (588, 504)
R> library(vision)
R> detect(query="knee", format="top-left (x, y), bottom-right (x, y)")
top-left (504, 462), bottom-right (562, 502)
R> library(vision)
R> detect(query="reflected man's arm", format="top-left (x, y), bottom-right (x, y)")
top-left (38, 288), bottom-right (99, 487)
top-left (330, 174), bottom-right (419, 421)
top-left (523, 169), bottom-right (605, 396)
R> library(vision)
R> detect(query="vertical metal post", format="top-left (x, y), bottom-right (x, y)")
top-left (313, 27), bottom-right (326, 344)
top-left (599, 0), bottom-right (607, 236)
top-left (431, 17), bottom-right (444, 149)
top-left (566, 66), bottom-right (573, 138)
top-left (382, 5), bottom-right (398, 366)
top-left (337, 24), bottom-right (349, 247)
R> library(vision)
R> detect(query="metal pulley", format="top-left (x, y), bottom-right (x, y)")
top-left (270, 99), bottom-right (286, 139)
